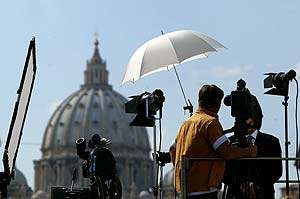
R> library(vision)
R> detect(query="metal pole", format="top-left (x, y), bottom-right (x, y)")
top-left (145, 98), bottom-right (158, 199)
top-left (153, 121), bottom-right (158, 199)
top-left (284, 95), bottom-right (290, 196)
top-left (181, 155), bottom-right (187, 199)
top-left (160, 164), bottom-right (163, 199)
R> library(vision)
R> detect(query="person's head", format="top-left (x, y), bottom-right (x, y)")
top-left (246, 95), bottom-right (263, 134)
top-left (246, 116), bottom-right (263, 134)
top-left (198, 84), bottom-right (224, 112)
top-left (88, 133), bottom-right (101, 148)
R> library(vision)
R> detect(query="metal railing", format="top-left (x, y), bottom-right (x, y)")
top-left (180, 155), bottom-right (300, 199)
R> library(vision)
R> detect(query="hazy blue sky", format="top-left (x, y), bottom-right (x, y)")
top-left (0, 1), bottom-right (300, 197)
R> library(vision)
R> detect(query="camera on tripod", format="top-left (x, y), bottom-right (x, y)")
top-left (76, 134), bottom-right (113, 178)
top-left (75, 134), bottom-right (121, 199)
top-left (223, 79), bottom-right (263, 147)
top-left (125, 89), bottom-right (165, 127)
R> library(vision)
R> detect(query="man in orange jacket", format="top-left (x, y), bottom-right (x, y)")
top-left (169, 84), bottom-right (257, 199)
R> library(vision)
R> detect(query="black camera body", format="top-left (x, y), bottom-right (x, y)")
top-left (224, 79), bottom-right (263, 147)
top-left (125, 89), bottom-right (165, 127)
top-left (125, 89), bottom-right (165, 116)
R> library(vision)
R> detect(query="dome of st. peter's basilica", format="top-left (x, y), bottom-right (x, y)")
top-left (33, 38), bottom-right (153, 199)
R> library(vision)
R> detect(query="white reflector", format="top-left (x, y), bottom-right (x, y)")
top-left (4, 37), bottom-right (37, 176)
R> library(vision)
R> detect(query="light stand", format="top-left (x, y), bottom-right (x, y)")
top-left (156, 150), bottom-right (172, 199)
top-left (264, 69), bottom-right (297, 197)
top-left (145, 98), bottom-right (163, 199)
top-left (283, 94), bottom-right (290, 196)
top-left (152, 121), bottom-right (158, 199)
top-left (157, 159), bottom-right (166, 199)
top-left (125, 89), bottom-right (165, 199)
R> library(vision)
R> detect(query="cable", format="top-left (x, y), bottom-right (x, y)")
top-left (159, 117), bottom-right (162, 155)
top-left (293, 78), bottom-right (300, 192)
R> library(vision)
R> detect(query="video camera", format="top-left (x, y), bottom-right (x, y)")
top-left (223, 79), bottom-right (263, 147)
top-left (76, 134), bottom-right (115, 178)
top-left (125, 89), bottom-right (165, 127)
top-left (74, 134), bottom-right (121, 199)
top-left (51, 135), bottom-right (119, 199)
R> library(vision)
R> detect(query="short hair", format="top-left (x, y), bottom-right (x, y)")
top-left (88, 133), bottom-right (101, 148)
top-left (198, 84), bottom-right (224, 108)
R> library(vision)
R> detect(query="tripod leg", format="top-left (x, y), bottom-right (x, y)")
top-left (93, 176), bottom-right (106, 199)
top-left (222, 184), bottom-right (227, 199)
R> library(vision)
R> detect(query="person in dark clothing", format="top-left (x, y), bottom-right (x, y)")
top-left (87, 134), bottom-right (116, 181)
top-left (77, 134), bottom-right (122, 199)
top-left (223, 109), bottom-right (282, 199)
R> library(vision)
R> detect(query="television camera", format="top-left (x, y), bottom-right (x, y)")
top-left (222, 79), bottom-right (265, 199)
top-left (74, 134), bottom-right (122, 199)
top-left (125, 89), bottom-right (165, 127)
top-left (51, 134), bottom-right (121, 199)
top-left (223, 79), bottom-right (263, 147)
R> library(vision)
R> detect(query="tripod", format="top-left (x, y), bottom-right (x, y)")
top-left (263, 70), bottom-right (297, 196)
top-left (222, 154), bottom-right (264, 199)
top-left (223, 122), bottom-right (264, 199)
top-left (151, 114), bottom-right (164, 199)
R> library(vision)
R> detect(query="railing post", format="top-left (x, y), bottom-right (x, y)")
top-left (181, 155), bottom-right (187, 199)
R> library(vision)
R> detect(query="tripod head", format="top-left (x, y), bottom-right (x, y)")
top-left (154, 151), bottom-right (171, 166)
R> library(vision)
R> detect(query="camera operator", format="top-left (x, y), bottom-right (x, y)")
top-left (224, 96), bottom-right (282, 199)
top-left (169, 84), bottom-right (257, 199)
top-left (76, 133), bottom-right (121, 199)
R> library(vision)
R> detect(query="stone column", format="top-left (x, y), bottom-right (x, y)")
top-left (33, 160), bottom-right (41, 192)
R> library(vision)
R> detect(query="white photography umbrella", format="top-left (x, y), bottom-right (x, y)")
top-left (122, 30), bottom-right (226, 115)
top-left (122, 30), bottom-right (226, 84)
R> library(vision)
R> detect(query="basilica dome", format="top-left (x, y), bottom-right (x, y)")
top-left (11, 167), bottom-right (28, 186)
top-left (8, 167), bottom-right (32, 198)
top-left (42, 39), bottom-right (150, 158)
top-left (34, 38), bottom-right (153, 199)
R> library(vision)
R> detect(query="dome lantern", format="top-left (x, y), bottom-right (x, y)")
top-left (83, 35), bottom-right (109, 88)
